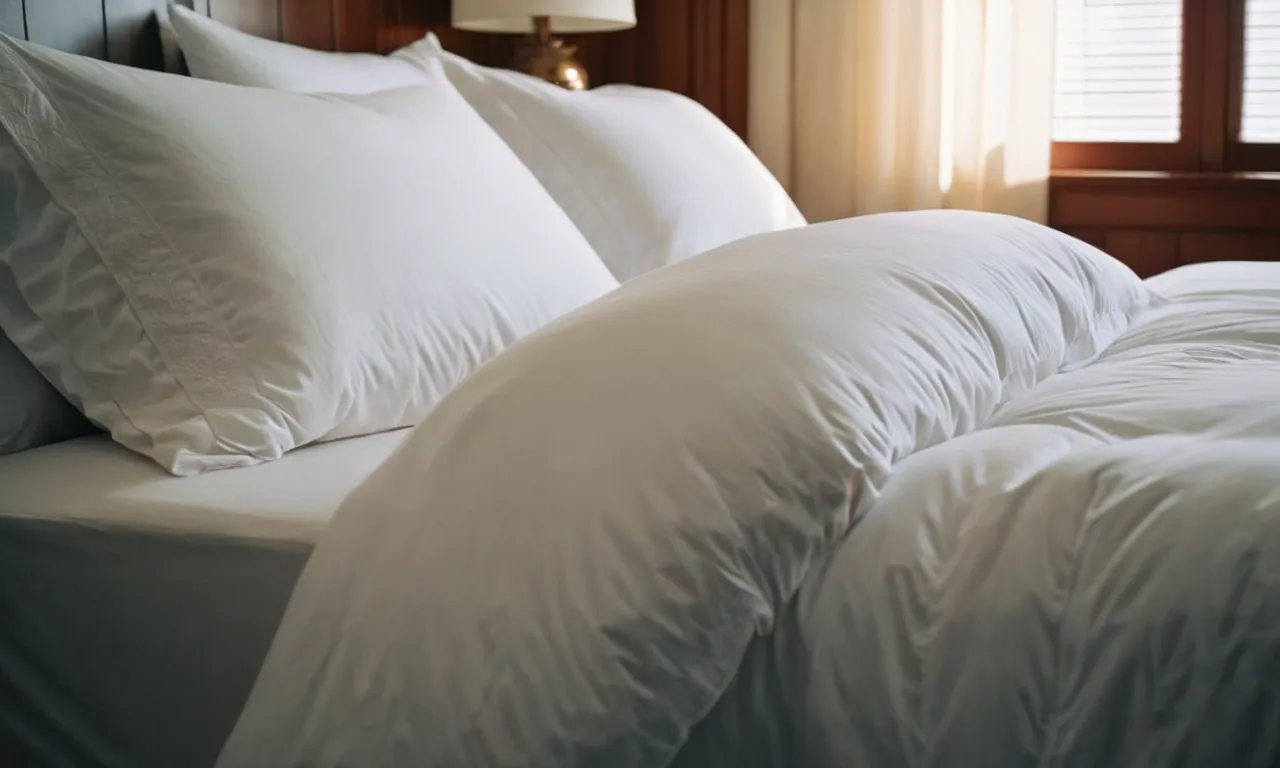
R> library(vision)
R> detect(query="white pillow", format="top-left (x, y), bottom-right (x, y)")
top-left (216, 212), bottom-right (1150, 767)
top-left (166, 3), bottom-right (429, 92)
top-left (0, 39), bottom-right (617, 475)
top-left (164, 9), bottom-right (807, 281)
top-left (407, 38), bottom-right (807, 281)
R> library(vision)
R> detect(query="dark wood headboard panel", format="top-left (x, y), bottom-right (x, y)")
top-left (0, 0), bottom-right (749, 137)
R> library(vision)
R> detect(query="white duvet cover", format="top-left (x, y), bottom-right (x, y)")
top-left (217, 213), bottom-right (1280, 768)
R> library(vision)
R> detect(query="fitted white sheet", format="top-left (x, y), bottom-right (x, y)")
top-left (0, 429), bottom-right (410, 541)
top-left (0, 430), bottom-right (408, 768)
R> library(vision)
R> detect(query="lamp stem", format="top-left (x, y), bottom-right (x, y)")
top-left (534, 15), bottom-right (552, 44)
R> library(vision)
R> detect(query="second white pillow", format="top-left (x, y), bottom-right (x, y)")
top-left (167, 6), bottom-right (807, 281)
top-left (407, 36), bottom-right (808, 282)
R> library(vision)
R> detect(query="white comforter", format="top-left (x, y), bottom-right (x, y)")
top-left (216, 213), bottom-right (1280, 768)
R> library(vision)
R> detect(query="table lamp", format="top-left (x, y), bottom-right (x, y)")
top-left (453, 0), bottom-right (637, 90)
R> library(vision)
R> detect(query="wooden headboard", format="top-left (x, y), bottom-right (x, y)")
top-left (0, 0), bottom-right (749, 137)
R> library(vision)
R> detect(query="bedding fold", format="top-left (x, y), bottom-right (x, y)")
top-left (214, 210), bottom-right (1150, 768)
top-left (779, 431), bottom-right (1280, 768)
top-left (677, 261), bottom-right (1280, 768)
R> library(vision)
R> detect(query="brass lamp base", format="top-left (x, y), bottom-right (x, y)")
top-left (512, 15), bottom-right (589, 91)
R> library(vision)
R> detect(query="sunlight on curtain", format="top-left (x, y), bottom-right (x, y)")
top-left (939, 0), bottom-right (957, 194)
top-left (749, 0), bottom-right (1055, 224)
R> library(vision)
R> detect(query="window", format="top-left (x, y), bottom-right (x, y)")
top-left (1053, 0), bottom-right (1183, 143)
top-left (1051, 0), bottom-right (1280, 172)
top-left (1241, 0), bottom-right (1280, 141)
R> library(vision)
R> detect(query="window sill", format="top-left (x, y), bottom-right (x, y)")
top-left (1049, 169), bottom-right (1280, 231)
top-left (1051, 169), bottom-right (1280, 190)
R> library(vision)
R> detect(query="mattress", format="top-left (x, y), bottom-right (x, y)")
top-left (0, 429), bottom-right (410, 768)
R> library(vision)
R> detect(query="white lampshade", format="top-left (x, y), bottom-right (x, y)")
top-left (452, 0), bottom-right (637, 34)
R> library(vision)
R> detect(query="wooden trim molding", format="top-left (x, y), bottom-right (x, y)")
top-left (1052, 170), bottom-right (1280, 229)
top-left (1051, 142), bottom-right (1198, 172)
top-left (1199, 0), bottom-right (1230, 168)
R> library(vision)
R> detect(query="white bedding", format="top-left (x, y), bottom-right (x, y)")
top-left (0, 432), bottom-right (407, 767)
top-left (678, 261), bottom-right (1280, 767)
top-left (226, 211), bottom-right (1273, 768)
top-left (218, 213), bottom-right (1280, 765)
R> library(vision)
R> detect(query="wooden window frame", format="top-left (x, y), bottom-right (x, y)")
top-left (1052, 0), bottom-right (1208, 172)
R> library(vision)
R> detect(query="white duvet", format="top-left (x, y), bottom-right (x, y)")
top-left (216, 212), bottom-right (1280, 768)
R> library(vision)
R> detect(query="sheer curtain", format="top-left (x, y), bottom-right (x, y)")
top-left (749, 0), bottom-right (1055, 223)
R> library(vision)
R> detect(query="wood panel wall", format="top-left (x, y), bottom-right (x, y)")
top-left (0, 0), bottom-right (749, 137)
top-left (1050, 172), bottom-right (1280, 278)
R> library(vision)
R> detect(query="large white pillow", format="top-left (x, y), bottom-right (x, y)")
top-left (0, 38), bottom-right (617, 475)
top-left (165, 8), bottom-right (807, 281)
top-left (216, 212), bottom-right (1150, 767)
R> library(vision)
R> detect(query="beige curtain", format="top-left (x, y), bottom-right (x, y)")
top-left (750, 0), bottom-right (1055, 224)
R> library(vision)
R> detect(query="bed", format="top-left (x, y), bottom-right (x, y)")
top-left (3, 3), bottom-right (1280, 768)
top-left (0, 3), bottom-right (797, 766)
top-left (0, 3), bottom-right (603, 763)
top-left (0, 431), bottom-right (409, 766)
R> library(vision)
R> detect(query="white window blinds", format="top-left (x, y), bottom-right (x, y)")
top-left (1052, 0), bottom-right (1183, 142)
top-left (1242, 0), bottom-right (1280, 142)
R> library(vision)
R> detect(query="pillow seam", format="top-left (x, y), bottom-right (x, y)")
top-left (0, 47), bottom-right (267, 461)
